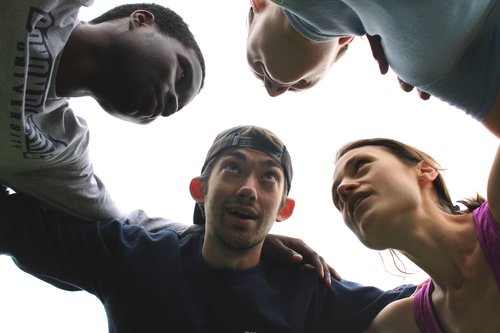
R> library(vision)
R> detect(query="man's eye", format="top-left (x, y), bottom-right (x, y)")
top-left (177, 71), bottom-right (185, 83)
top-left (224, 162), bottom-right (239, 172)
top-left (263, 172), bottom-right (278, 182)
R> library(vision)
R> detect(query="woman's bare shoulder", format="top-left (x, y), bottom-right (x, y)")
top-left (364, 297), bottom-right (420, 333)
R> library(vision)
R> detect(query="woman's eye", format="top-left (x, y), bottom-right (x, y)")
top-left (251, 69), bottom-right (264, 81)
top-left (248, 7), bottom-right (255, 25)
top-left (355, 159), bottom-right (368, 171)
top-left (337, 198), bottom-right (346, 211)
top-left (290, 79), bottom-right (309, 90)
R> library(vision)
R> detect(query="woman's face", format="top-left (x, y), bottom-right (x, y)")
top-left (332, 146), bottom-right (422, 249)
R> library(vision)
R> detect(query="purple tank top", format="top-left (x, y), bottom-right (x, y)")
top-left (412, 202), bottom-right (500, 332)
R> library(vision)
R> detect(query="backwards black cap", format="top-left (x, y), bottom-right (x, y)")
top-left (193, 125), bottom-right (293, 225)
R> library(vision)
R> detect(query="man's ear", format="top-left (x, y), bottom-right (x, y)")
top-left (276, 198), bottom-right (295, 222)
top-left (130, 10), bottom-right (155, 29)
top-left (418, 161), bottom-right (439, 185)
top-left (339, 36), bottom-right (355, 46)
top-left (189, 178), bottom-right (205, 204)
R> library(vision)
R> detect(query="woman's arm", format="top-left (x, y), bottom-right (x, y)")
top-left (364, 297), bottom-right (419, 333)
top-left (481, 88), bottom-right (500, 139)
top-left (487, 145), bottom-right (500, 223)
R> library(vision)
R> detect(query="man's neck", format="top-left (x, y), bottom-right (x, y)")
top-left (202, 235), bottom-right (263, 270)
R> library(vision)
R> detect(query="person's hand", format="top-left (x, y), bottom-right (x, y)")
top-left (366, 34), bottom-right (431, 101)
top-left (262, 234), bottom-right (340, 285)
top-left (366, 34), bottom-right (388, 75)
top-left (396, 78), bottom-right (431, 100)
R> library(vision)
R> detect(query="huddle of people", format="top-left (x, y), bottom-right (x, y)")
top-left (0, 1), bottom-right (498, 332)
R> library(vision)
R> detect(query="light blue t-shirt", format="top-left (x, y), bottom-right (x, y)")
top-left (277, 0), bottom-right (500, 120)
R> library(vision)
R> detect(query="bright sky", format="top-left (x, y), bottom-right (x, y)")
top-left (1, 1), bottom-right (498, 332)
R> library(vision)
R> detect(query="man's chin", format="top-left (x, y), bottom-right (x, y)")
top-left (104, 108), bottom-right (156, 125)
top-left (127, 116), bottom-right (156, 125)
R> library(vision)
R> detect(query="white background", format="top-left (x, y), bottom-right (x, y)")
top-left (1, 1), bottom-right (498, 331)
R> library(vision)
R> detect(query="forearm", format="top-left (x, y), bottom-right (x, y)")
top-left (123, 209), bottom-right (190, 233)
top-left (487, 145), bottom-right (500, 221)
top-left (0, 192), bottom-right (40, 254)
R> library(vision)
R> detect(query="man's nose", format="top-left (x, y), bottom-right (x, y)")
top-left (237, 177), bottom-right (258, 202)
top-left (162, 90), bottom-right (179, 117)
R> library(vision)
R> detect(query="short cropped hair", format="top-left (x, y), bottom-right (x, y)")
top-left (90, 3), bottom-right (205, 89)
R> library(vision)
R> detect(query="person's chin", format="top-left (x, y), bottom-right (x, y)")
top-left (122, 114), bottom-right (156, 125)
top-left (103, 106), bottom-right (156, 125)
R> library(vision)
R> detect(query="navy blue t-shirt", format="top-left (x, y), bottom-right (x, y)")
top-left (0, 194), bottom-right (415, 332)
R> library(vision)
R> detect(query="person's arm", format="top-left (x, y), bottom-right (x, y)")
top-left (326, 279), bottom-right (416, 332)
top-left (123, 209), bottom-right (190, 233)
top-left (363, 297), bottom-right (419, 333)
top-left (481, 89), bottom-right (500, 139)
top-left (127, 209), bottom-right (340, 284)
top-left (487, 144), bottom-right (500, 223)
top-left (0, 191), bottom-right (122, 293)
top-left (366, 34), bottom-right (430, 101)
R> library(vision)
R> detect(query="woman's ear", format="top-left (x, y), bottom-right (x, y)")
top-left (418, 161), bottom-right (439, 184)
top-left (189, 178), bottom-right (205, 204)
top-left (276, 198), bottom-right (295, 222)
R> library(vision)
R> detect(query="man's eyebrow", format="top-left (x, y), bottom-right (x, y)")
top-left (261, 157), bottom-right (282, 169)
top-left (224, 151), bottom-right (283, 170)
top-left (223, 150), bottom-right (246, 161)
